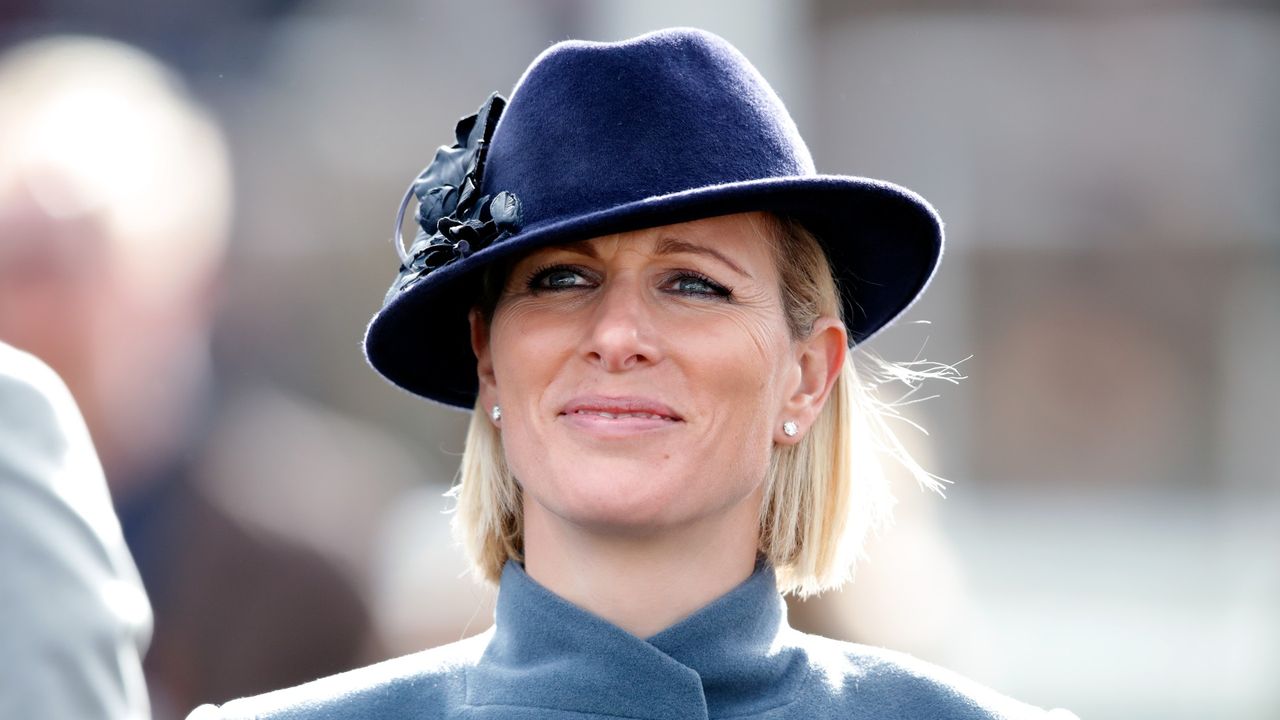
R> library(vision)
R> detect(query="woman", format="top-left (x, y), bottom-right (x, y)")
top-left (190, 28), bottom-right (1075, 720)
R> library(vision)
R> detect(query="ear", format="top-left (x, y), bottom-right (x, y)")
top-left (470, 307), bottom-right (498, 413)
top-left (776, 317), bottom-right (847, 444)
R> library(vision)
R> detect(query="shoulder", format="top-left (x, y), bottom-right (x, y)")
top-left (0, 341), bottom-right (82, 468)
top-left (0, 343), bottom-right (119, 530)
top-left (0, 343), bottom-right (153, 719)
top-left (186, 631), bottom-right (491, 720)
top-left (0, 343), bottom-right (126, 544)
top-left (787, 631), bottom-right (1079, 720)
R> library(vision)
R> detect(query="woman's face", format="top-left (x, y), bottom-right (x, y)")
top-left (472, 212), bottom-right (831, 535)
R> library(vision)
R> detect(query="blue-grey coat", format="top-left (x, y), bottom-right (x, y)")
top-left (188, 560), bottom-right (1076, 719)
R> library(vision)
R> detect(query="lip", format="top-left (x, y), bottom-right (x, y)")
top-left (559, 395), bottom-right (684, 436)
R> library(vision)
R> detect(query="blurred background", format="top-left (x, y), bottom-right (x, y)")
top-left (1, 1), bottom-right (1276, 718)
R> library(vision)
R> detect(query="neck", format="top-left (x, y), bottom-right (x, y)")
top-left (522, 492), bottom-right (762, 639)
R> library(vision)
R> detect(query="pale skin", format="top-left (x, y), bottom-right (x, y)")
top-left (470, 212), bottom-right (846, 638)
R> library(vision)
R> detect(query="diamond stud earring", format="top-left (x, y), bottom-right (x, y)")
top-left (491, 405), bottom-right (502, 422)
top-left (782, 420), bottom-right (798, 437)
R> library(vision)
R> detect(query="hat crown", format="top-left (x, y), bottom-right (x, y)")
top-left (484, 28), bottom-right (814, 229)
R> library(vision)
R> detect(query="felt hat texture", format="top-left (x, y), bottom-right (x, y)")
top-left (365, 27), bottom-right (943, 408)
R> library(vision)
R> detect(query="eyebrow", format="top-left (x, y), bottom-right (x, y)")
top-left (552, 236), bottom-right (752, 278)
top-left (654, 237), bottom-right (751, 278)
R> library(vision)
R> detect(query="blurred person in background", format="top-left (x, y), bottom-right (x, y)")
top-left (0, 35), bottom-right (372, 718)
top-left (192, 28), bottom-right (1076, 719)
top-left (0, 340), bottom-right (152, 720)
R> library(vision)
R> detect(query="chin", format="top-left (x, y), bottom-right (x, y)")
top-left (534, 458), bottom-right (691, 532)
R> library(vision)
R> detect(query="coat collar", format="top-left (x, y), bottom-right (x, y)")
top-left (466, 559), bottom-right (803, 719)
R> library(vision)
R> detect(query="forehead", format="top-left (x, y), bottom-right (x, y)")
top-left (526, 212), bottom-right (779, 270)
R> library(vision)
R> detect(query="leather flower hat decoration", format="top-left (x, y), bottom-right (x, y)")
top-left (388, 92), bottom-right (523, 302)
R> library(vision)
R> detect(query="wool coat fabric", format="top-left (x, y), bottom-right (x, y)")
top-left (189, 560), bottom-right (1076, 720)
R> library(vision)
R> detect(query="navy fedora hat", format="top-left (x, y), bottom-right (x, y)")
top-left (365, 27), bottom-right (943, 408)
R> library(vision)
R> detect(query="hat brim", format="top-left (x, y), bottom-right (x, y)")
top-left (364, 174), bottom-right (942, 409)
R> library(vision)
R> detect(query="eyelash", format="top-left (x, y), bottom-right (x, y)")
top-left (667, 270), bottom-right (733, 298)
top-left (524, 264), bottom-right (733, 300)
top-left (525, 263), bottom-right (595, 291)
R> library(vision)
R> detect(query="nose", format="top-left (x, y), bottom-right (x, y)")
top-left (582, 277), bottom-right (662, 372)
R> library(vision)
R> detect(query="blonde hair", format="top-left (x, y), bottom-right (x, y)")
top-left (452, 214), bottom-right (951, 596)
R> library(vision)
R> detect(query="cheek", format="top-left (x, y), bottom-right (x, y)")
top-left (670, 334), bottom-right (782, 515)
top-left (489, 302), bottom-right (569, 392)
top-left (486, 303), bottom-right (573, 480)
top-left (687, 306), bottom-right (790, 402)
top-left (680, 312), bottom-right (791, 464)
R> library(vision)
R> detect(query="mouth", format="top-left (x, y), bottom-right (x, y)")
top-left (573, 410), bottom-right (671, 420)
top-left (559, 396), bottom-right (683, 434)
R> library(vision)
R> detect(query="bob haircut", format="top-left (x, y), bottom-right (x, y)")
top-left (452, 214), bottom-right (946, 597)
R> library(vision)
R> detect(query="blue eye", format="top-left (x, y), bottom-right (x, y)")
top-left (528, 264), bottom-right (592, 291)
top-left (525, 265), bottom-right (731, 299)
top-left (544, 269), bottom-right (583, 287)
top-left (666, 272), bottom-right (732, 299)
top-left (675, 276), bottom-right (714, 293)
